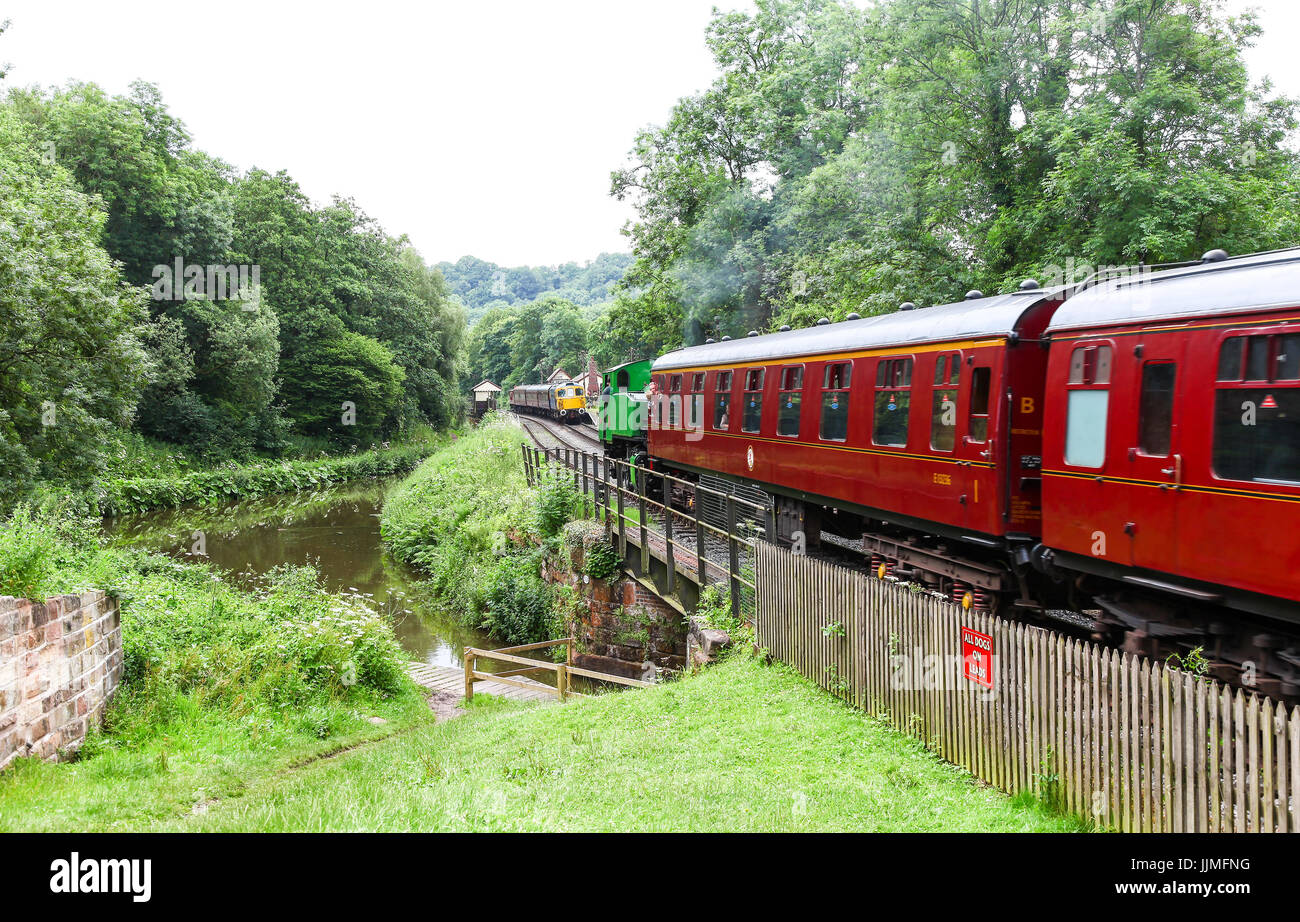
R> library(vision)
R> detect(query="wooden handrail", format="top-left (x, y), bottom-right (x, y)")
top-left (563, 664), bottom-right (655, 688)
top-left (490, 637), bottom-right (572, 655)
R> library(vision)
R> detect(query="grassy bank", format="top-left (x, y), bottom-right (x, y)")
top-left (0, 512), bottom-right (429, 831)
top-left (94, 434), bottom-right (445, 516)
top-left (137, 655), bottom-right (1078, 832)
top-left (381, 414), bottom-right (582, 644)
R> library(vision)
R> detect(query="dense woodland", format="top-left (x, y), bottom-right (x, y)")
top-left (0, 58), bottom-right (468, 501)
top-left (7, 0), bottom-right (1300, 497)
top-left (597, 0), bottom-right (1300, 362)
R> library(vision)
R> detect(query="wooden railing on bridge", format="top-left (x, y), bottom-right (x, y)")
top-left (463, 637), bottom-right (655, 702)
top-left (521, 442), bottom-right (769, 619)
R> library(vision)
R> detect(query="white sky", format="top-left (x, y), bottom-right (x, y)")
top-left (1, 0), bottom-right (1298, 267)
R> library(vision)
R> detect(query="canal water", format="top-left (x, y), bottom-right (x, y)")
top-left (102, 478), bottom-right (494, 668)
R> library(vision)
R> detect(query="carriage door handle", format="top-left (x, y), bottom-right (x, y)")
top-left (1159, 454), bottom-right (1183, 487)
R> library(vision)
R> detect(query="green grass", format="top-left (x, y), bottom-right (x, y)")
top-left (137, 656), bottom-right (1080, 832)
top-left (0, 689), bottom-right (430, 832)
top-left (0, 511), bottom-right (431, 831)
top-left (380, 414), bottom-right (568, 644)
top-left (97, 439), bottom-right (444, 516)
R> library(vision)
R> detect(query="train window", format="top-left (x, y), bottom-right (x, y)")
top-left (1213, 387), bottom-right (1300, 484)
top-left (1218, 337), bottom-right (1244, 381)
top-left (713, 370), bottom-right (732, 429)
top-left (1246, 337), bottom-right (1270, 381)
top-left (777, 366), bottom-right (803, 438)
top-left (1138, 362), bottom-right (1176, 456)
top-left (687, 373), bottom-right (706, 428)
top-left (1279, 335), bottom-right (1300, 380)
top-left (669, 374), bottom-right (682, 392)
top-left (820, 362), bottom-right (851, 441)
top-left (742, 368), bottom-right (765, 433)
top-left (1066, 391), bottom-right (1109, 467)
top-left (1213, 332), bottom-right (1300, 483)
top-left (1220, 333), bottom-right (1300, 383)
top-left (1067, 344), bottom-right (1113, 385)
top-left (931, 354), bottom-right (960, 451)
top-left (872, 357), bottom-right (912, 446)
top-left (968, 366), bottom-right (991, 443)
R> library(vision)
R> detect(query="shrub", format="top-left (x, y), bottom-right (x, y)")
top-left (0, 505), bottom-right (418, 755)
top-left (0, 505), bottom-right (59, 598)
top-left (381, 416), bottom-right (548, 642)
top-left (535, 476), bottom-right (582, 540)
top-left (481, 551), bottom-right (557, 645)
top-left (98, 439), bottom-right (437, 515)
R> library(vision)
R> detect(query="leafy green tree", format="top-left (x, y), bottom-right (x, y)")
top-left (0, 109), bottom-right (147, 497)
top-left (612, 0), bottom-right (1300, 340)
top-left (8, 81), bottom-right (234, 288)
top-left (279, 328), bottom-right (405, 444)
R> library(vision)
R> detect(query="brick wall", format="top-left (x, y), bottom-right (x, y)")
top-left (0, 591), bottom-right (122, 770)
top-left (542, 553), bottom-right (688, 679)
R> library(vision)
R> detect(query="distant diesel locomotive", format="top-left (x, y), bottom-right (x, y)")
top-left (509, 381), bottom-right (587, 422)
top-left (604, 248), bottom-right (1300, 698)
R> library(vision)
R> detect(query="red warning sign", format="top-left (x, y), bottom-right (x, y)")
top-left (1262, 394), bottom-right (1278, 409)
top-left (961, 627), bottom-right (994, 688)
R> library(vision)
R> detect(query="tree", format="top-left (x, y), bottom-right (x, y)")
top-left (279, 328), bottom-right (405, 444)
top-left (611, 0), bottom-right (1300, 339)
top-left (0, 109), bottom-right (147, 497)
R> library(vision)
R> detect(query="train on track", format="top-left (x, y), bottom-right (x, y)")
top-left (509, 380), bottom-right (588, 422)
top-left (595, 247), bottom-right (1300, 698)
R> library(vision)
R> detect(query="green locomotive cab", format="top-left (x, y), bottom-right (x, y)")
top-left (597, 359), bottom-right (652, 458)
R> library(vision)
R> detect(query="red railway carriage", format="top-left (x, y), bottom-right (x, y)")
top-left (648, 284), bottom-right (1068, 558)
top-left (1040, 249), bottom-right (1300, 622)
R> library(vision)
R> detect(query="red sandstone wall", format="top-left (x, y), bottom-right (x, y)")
top-left (0, 590), bottom-right (122, 770)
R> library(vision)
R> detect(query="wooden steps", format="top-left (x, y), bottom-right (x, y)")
top-left (405, 661), bottom-right (556, 703)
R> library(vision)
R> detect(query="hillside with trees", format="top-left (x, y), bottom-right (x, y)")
top-left (437, 252), bottom-right (632, 323)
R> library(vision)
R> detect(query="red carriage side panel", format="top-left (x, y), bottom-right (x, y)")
top-left (648, 289), bottom-right (1067, 545)
top-left (1042, 252), bottom-right (1300, 611)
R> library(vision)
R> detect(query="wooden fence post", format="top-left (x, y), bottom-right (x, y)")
top-left (581, 452), bottom-right (590, 518)
top-left (696, 491), bottom-right (707, 589)
top-left (616, 461), bottom-right (627, 557)
top-left (637, 461), bottom-right (649, 573)
top-left (664, 469), bottom-right (676, 594)
top-left (726, 494), bottom-right (740, 620)
top-left (464, 650), bottom-right (475, 702)
top-left (557, 662), bottom-right (569, 701)
top-left (600, 456), bottom-right (611, 533)
top-left (521, 443), bottom-right (532, 485)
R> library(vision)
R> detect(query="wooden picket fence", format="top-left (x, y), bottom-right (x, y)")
top-left (755, 541), bottom-right (1300, 832)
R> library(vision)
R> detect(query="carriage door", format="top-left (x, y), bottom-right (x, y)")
top-left (1124, 340), bottom-right (1184, 572)
top-left (955, 356), bottom-right (995, 531)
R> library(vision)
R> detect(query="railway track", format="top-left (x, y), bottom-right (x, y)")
top-left (515, 413), bottom-right (604, 455)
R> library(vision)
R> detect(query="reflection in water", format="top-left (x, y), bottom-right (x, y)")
top-left (103, 480), bottom-right (493, 668)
